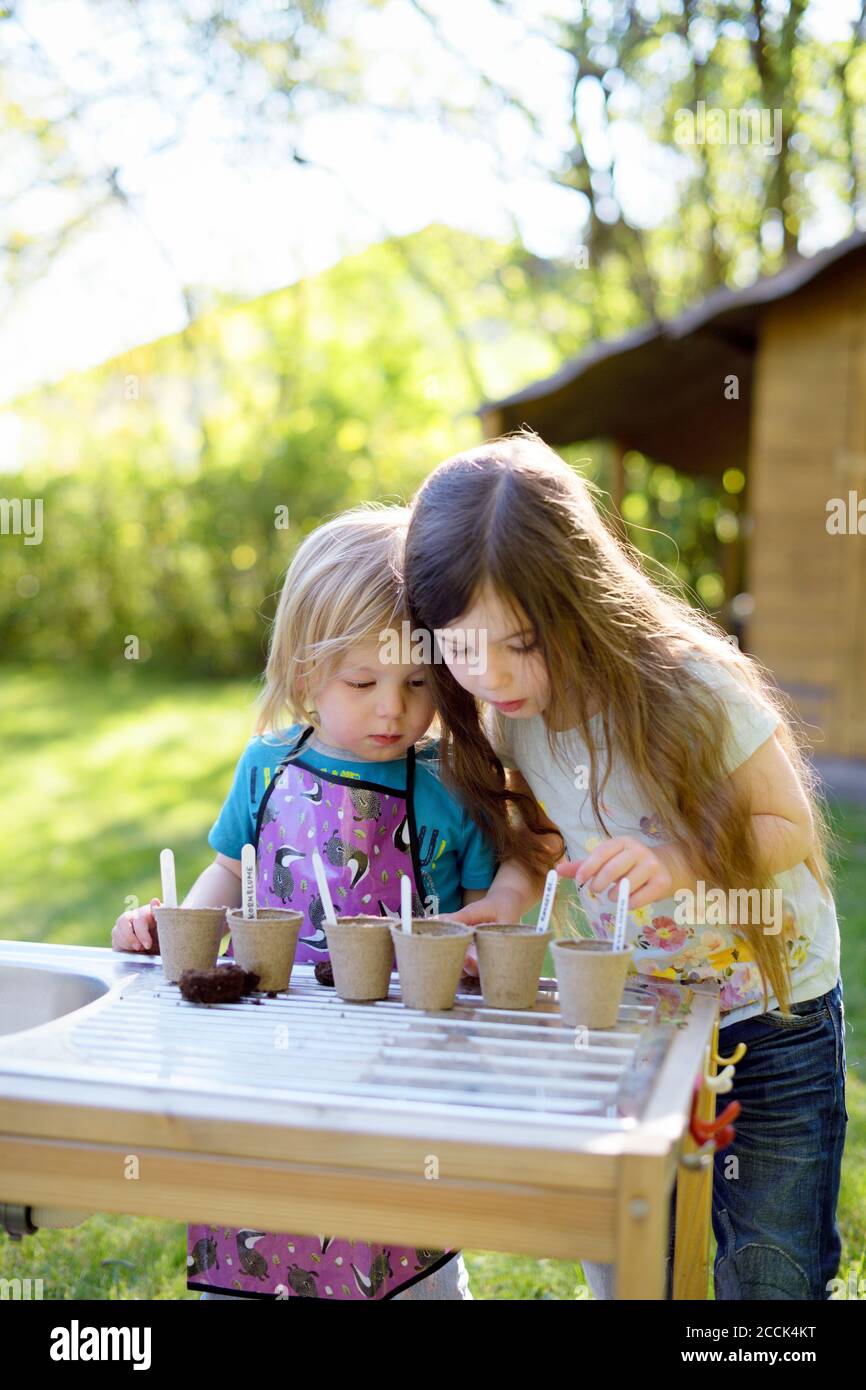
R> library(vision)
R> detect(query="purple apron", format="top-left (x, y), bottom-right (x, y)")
top-left (187, 727), bottom-right (458, 1298)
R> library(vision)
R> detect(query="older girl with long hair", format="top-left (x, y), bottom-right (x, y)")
top-left (404, 430), bottom-right (848, 1301)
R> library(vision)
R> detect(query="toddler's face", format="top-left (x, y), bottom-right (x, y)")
top-left (311, 638), bottom-right (435, 760)
top-left (438, 584), bottom-right (549, 719)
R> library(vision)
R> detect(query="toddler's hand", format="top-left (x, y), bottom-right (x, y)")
top-left (446, 891), bottom-right (526, 976)
top-left (439, 903), bottom-right (494, 978)
top-left (434, 918), bottom-right (480, 975)
top-left (461, 941), bottom-right (479, 977)
top-left (112, 897), bottom-right (162, 954)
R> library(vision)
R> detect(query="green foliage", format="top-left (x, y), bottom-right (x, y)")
top-left (554, 1), bottom-right (866, 300)
top-left (2, 226), bottom-right (568, 675)
top-left (0, 222), bottom-right (752, 676)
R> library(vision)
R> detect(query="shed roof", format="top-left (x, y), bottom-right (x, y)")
top-left (479, 229), bottom-right (866, 477)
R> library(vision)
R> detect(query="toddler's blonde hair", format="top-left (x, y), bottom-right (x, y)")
top-left (255, 503), bottom-right (411, 742)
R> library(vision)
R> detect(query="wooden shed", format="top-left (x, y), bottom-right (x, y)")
top-left (479, 231), bottom-right (866, 759)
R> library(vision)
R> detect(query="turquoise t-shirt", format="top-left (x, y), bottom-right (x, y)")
top-left (208, 726), bottom-right (498, 915)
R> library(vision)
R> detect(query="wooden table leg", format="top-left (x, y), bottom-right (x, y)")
top-left (614, 1151), bottom-right (669, 1298)
top-left (672, 1021), bottom-right (718, 1299)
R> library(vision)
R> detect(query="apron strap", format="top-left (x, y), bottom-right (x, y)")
top-left (293, 724), bottom-right (315, 755)
top-left (406, 741), bottom-right (416, 801)
top-left (404, 743), bottom-right (427, 910)
top-left (272, 723), bottom-right (315, 778)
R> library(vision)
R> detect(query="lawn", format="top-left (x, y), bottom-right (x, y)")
top-left (1, 664), bottom-right (863, 1299)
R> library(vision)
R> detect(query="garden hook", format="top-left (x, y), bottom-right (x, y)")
top-left (703, 1062), bottom-right (735, 1093)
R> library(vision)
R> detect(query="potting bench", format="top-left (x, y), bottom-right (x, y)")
top-left (0, 940), bottom-right (725, 1298)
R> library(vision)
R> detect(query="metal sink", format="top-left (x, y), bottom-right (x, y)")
top-left (0, 963), bottom-right (110, 1038)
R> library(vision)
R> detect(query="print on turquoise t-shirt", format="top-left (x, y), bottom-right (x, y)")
top-left (208, 727), bottom-right (498, 915)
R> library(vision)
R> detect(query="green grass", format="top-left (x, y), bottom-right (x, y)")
top-left (833, 799), bottom-right (866, 1280)
top-left (1, 665), bottom-right (863, 1299)
top-left (0, 663), bottom-right (262, 945)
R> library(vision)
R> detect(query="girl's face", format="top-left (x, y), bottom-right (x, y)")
top-left (439, 584), bottom-right (549, 719)
top-left (310, 638), bottom-right (435, 760)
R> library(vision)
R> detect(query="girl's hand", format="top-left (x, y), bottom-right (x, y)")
top-left (439, 895), bottom-right (501, 977)
top-left (461, 943), bottom-right (480, 977)
top-left (446, 895), bottom-right (502, 927)
top-left (112, 897), bottom-right (162, 954)
top-left (557, 837), bottom-right (684, 912)
top-left (443, 889), bottom-right (524, 976)
top-left (438, 904), bottom-right (484, 975)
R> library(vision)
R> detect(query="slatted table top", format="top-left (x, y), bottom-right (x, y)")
top-left (0, 942), bottom-right (711, 1150)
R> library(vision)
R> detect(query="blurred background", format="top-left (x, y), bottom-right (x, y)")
top-left (1, 0), bottom-right (864, 1299)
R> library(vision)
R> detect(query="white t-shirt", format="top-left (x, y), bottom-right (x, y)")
top-left (485, 658), bottom-right (840, 1028)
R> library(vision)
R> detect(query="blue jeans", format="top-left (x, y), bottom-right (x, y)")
top-left (583, 979), bottom-right (849, 1300)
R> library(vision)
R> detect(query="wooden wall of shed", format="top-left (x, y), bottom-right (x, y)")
top-left (746, 253), bottom-right (866, 756)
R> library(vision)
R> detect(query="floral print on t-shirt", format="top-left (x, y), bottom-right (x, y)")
top-left (575, 835), bottom-right (813, 1015)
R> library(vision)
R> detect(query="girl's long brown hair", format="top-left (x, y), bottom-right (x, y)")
top-left (405, 430), bottom-right (837, 1015)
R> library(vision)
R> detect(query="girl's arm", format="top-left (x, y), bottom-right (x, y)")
top-left (182, 852), bottom-right (244, 909)
top-left (452, 769), bottom-right (564, 926)
top-left (728, 730), bottom-right (815, 871)
top-left (111, 852), bottom-right (242, 952)
top-left (462, 888), bottom-right (489, 907)
top-left (654, 731), bottom-right (814, 894)
top-left (456, 863), bottom-right (541, 924)
top-left (563, 733), bottom-right (815, 909)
